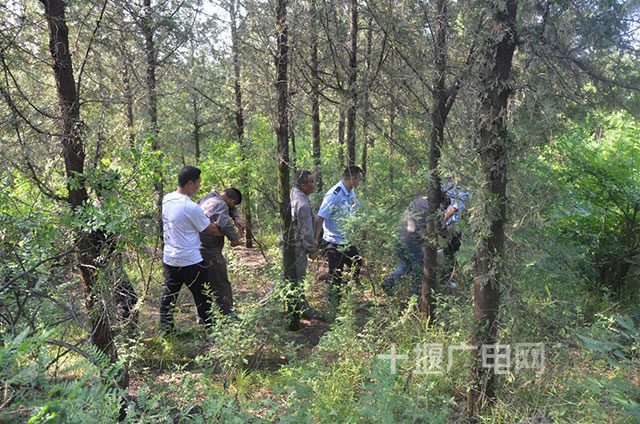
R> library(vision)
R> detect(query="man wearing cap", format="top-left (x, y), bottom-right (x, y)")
top-left (315, 165), bottom-right (364, 301)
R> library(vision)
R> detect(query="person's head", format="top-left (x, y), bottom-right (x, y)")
top-left (295, 170), bottom-right (316, 195)
top-left (341, 165), bottom-right (364, 190)
top-left (177, 165), bottom-right (201, 196)
top-left (222, 187), bottom-right (242, 208)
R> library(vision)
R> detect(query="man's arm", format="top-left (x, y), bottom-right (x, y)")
top-left (298, 204), bottom-right (317, 255)
top-left (205, 201), bottom-right (242, 243)
top-left (229, 206), bottom-right (247, 230)
top-left (315, 192), bottom-right (334, 244)
top-left (208, 217), bottom-right (240, 246)
top-left (217, 212), bottom-right (241, 244)
top-left (234, 217), bottom-right (247, 230)
top-left (204, 222), bottom-right (223, 237)
top-left (444, 205), bottom-right (457, 223)
top-left (314, 216), bottom-right (324, 245)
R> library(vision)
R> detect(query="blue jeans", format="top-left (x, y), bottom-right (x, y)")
top-left (383, 241), bottom-right (423, 295)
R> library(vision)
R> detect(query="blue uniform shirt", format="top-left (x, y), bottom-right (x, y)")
top-left (318, 181), bottom-right (360, 245)
top-left (442, 183), bottom-right (470, 227)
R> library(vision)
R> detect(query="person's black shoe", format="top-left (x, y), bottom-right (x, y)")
top-left (288, 319), bottom-right (303, 331)
top-left (381, 279), bottom-right (394, 295)
top-left (302, 306), bottom-right (321, 320)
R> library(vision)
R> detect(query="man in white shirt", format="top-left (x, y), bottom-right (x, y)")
top-left (160, 166), bottom-right (222, 333)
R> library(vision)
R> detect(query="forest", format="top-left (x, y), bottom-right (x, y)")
top-left (1, 0), bottom-right (639, 422)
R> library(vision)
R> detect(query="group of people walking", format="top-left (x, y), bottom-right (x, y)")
top-left (159, 164), bottom-right (467, 332)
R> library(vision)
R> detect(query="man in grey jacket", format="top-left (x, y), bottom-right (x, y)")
top-left (198, 188), bottom-right (246, 315)
top-left (291, 171), bottom-right (320, 318)
top-left (292, 171), bottom-right (319, 280)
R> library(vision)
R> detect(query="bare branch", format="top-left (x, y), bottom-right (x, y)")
top-left (77, 0), bottom-right (109, 99)
top-left (1, 248), bottom-right (77, 294)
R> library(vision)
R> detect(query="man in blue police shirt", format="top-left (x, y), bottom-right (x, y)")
top-left (314, 165), bottom-right (364, 301)
top-left (441, 182), bottom-right (470, 285)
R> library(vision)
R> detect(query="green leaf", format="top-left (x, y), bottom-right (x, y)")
top-left (615, 315), bottom-right (635, 332)
top-left (576, 334), bottom-right (616, 353)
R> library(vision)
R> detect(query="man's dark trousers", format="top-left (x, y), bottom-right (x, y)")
top-left (201, 248), bottom-right (233, 315)
top-left (160, 262), bottom-right (212, 331)
top-left (442, 229), bottom-right (462, 284)
top-left (326, 243), bottom-right (362, 300)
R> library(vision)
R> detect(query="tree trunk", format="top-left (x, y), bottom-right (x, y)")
top-left (361, 16), bottom-right (372, 179)
top-left (311, 0), bottom-right (322, 192)
top-left (338, 107), bottom-right (346, 168)
top-left (39, 0), bottom-right (127, 391)
top-left (230, 0), bottom-right (253, 247)
top-left (289, 117), bottom-right (298, 175)
top-left (276, 0), bottom-right (298, 330)
top-left (192, 97), bottom-right (201, 164)
top-left (346, 0), bottom-right (358, 166)
top-left (361, 136), bottom-right (369, 179)
top-left (291, 125), bottom-right (298, 173)
top-left (422, 0), bottom-right (459, 320)
top-left (387, 108), bottom-right (395, 182)
top-left (467, 0), bottom-right (517, 415)
top-left (288, 19), bottom-right (298, 175)
top-left (122, 62), bottom-right (135, 148)
top-left (142, 0), bottom-right (164, 243)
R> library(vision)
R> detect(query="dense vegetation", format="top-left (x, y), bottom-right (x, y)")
top-left (1, 0), bottom-right (639, 422)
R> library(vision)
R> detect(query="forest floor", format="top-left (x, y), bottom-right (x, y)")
top-left (128, 245), bottom-right (387, 405)
top-left (110, 245), bottom-right (638, 423)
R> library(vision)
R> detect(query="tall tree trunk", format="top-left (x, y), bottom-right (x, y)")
top-left (142, 0), bottom-right (163, 243)
top-left (361, 134), bottom-right (368, 178)
top-left (290, 124), bottom-right (298, 172)
top-left (122, 62), bottom-right (135, 148)
top-left (310, 0), bottom-right (322, 192)
top-left (422, 0), bottom-right (460, 319)
top-left (276, 0), bottom-right (298, 330)
top-left (346, 0), bottom-right (358, 166)
top-left (230, 0), bottom-right (253, 247)
top-left (361, 16), bottom-right (372, 178)
top-left (39, 0), bottom-right (127, 390)
top-left (338, 107), bottom-right (346, 168)
top-left (387, 108), bottom-right (395, 182)
top-left (192, 97), bottom-right (201, 164)
top-left (467, 0), bottom-right (517, 415)
top-left (117, 3), bottom-right (135, 150)
top-left (288, 18), bottom-right (298, 174)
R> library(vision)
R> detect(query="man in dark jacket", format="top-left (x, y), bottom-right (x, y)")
top-left (381, 196), bottom-right (430, 296)
top-left (198, 188), bottom-right (246, 315)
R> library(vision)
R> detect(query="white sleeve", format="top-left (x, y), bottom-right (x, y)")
top-left (188, 203), bottom-right (212, 232)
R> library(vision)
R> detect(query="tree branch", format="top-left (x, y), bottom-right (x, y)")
top-left (76, 0), bottom-right (108, 99)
